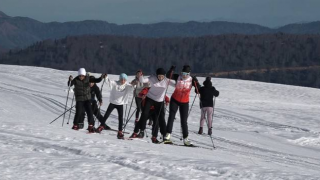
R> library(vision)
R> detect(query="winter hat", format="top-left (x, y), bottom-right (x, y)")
top-left (78, 68), bottom-right (86, 76)
top-left (182, 65), bottom-right (191, 73)
top-left (203, 76), bottom-right (212, 87)
top-left (156, 68), bottom-right (166, 75)
top-left (119, 73), bottom-right (128, 80)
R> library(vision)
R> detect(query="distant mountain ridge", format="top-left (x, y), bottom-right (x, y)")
top-left (1, 11), bottom-right (320, 50)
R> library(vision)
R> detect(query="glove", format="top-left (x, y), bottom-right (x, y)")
top-left (192, 76), bottom-right (198, 82)
top-left (69, 75), bottom-right (73, 81)
top-left (170, 65), bottom-right (176, 71)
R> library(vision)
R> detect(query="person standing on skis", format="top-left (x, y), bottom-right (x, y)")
top-left (130, 68), bottom-right (174, 142)
top-left (68, 68), bottom-right (106, 133)
top-left (96, 73), bottom-right (134, 139)
top-left (164, 65), bottom-right (200, 146)
top-left (78, 76), bottom-right (111, 130)
top-left (197, 77), bottom-right (219, 135)
top-left (138, 87), bottom-right (170, 143)
top-left (130, 70), bottom-right (150, 125)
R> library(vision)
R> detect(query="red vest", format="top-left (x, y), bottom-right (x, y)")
top-left (171, 76), bottom-right (192, 103)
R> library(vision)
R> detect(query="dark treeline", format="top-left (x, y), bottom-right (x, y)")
top-left (0, 33), bottom-right (320, 88)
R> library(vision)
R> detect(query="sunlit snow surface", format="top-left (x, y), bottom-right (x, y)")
top-left (1, 65), bottom-right (320, 180)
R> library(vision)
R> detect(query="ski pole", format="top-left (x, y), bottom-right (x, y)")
top-left (67, 94), bottom-right (75, 125)
top-left (145, 129), bottom-right (149, 138)
top-left (50, 105), bottom-right (75, 124)
top-left (124, 104), bottom-right (128, 123)
top-left (96, 78), bottom-right (106, 126)
top-left (188, 94), bottom-right (198, 117)
top-left (123, 108), bottom-right (137, 132)
top-left (194, 82), bottom-right (216, 149)
top-left (125, 87), bottom-right (136, 126)
top-left (62, 84), bottom-right (72, 126)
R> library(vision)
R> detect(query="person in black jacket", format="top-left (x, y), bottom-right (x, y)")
top-left (78, 77), bottom-right (111, 130)
top-left (197, 77), bottom-right (219, 135)
top-left (68, 68), bottom-right (106, 133)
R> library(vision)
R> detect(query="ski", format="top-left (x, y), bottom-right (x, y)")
top-left (122, 137), bottom-right (149, 143)
top-left (162, 142), bottom-right (213, 150)
top-left (105, 128), bottom-right (130, 134)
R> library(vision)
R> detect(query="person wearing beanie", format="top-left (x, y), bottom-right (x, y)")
top-left (198, 77), bottom-right (219, 135)
top-left (164, 65), bottom-right (201, 146)
top-left (130, 70), bottom-right (150, 125)
top-left (78, 76), bottom-right (111, 130)
top-left (68, 68), bottom-right (107, 133)
top-left (137, 87), bottom-right (170, 143)
top-left (130, 67), bottom-right (174, 142)
top-left (96, 73), bottom-right (134, 139)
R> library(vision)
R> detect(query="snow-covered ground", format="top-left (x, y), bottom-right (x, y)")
top-left (1, 65), bottom-right (320, 180)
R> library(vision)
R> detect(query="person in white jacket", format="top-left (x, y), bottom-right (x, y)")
top-left (130, 68), bottom-right (174, 142)
top-left (96, 73), bottom-right (134, 139)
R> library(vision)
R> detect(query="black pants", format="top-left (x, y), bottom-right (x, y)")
top-left (135, 97), bottom-right (142, 119)
top-left (149, 109), bottom-right (166, 138)
top-left (134, 97), bottom-right (166, 137)
top-left (73, 100), bottom-right (94, 126)
top-left (101, 103), bottom-right (123, 131)
top-left (166, 97), bottom-right (189, 138)
top-left (79, 102), bottom-right (103, 124)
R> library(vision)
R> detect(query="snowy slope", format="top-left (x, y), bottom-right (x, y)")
top-left (0, 65), bottom-right (320, 180)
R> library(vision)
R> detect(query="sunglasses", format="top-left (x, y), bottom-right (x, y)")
top-left (181, 72), bottom-right (190, 76)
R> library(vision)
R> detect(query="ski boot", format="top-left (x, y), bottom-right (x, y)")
top-left (163, 133), bottom-right (172, 144)
top-left (117, 131), bottom-right (124, 139)
top-left (95, 125), bottom-right (104, 133)
top-left (151, 136), bottom-right (160, 144)
top-left (183, 137), bottom-right (192, 146)
top-left (71, 124), bottom-right (79, 130)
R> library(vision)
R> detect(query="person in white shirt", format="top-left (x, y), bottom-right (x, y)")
top-left (130, 68), bottom-right (174, 142)
top-left (96, 73), bottom-right (134, 139)
top-left (130, 70), bottom-right (150, 124)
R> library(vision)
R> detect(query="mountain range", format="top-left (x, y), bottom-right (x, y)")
top-left (1, 11), bottom-right (320, 50)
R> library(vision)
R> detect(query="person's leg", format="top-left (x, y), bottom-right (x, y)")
top-left (179, 102), bottom-right (189, 139)
top-left (135, 97), bottom-right (142, 119)
top-left (207, 107), bottom-right (213, 135)
top-left (115, 105), bottom-right (124, 131)
top-left (200, 108), bottom-right (206, 128)
top-left (92, 102), bottom-right (100, 119)
top-left (78, 103), bottom-right (86, 129)
top-left (155, 101), bottom-right (166, 138)
top-left (101, 103), bottom-right (116, 126)
top-left (73, 101), bottom-right (84, 126)
top-left (84, 100), bottom-right (94, 126)
top-left (166, 98), bottom-right (179, 134)
top-left (207, 107), bottom-right (213, 129)
top-left (150, 110), bottom-right (159, 137)
top-left (139, 98), bottom-right (154, 131)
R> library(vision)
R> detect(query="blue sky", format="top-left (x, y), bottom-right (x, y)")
top-left (0, 0), bottom-right (319, 27)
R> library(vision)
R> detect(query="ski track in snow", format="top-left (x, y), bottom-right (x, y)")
top-left (1, 65), bottom-right (320, 180)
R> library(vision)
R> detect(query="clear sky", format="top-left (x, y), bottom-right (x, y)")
top-left (0, 0), bottom-right (319, 27)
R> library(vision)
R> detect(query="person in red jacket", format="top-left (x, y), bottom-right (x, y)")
top-left (164, 65), bottom-right (200, 146)
top-left (138, 87), bottom-right (169, 143)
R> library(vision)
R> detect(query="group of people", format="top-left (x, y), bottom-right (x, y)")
top-left (67, 65), bottom-right (219, 146)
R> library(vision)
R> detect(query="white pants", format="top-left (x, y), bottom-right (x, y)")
top-left (199, 107), bottom-right (213, 128)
